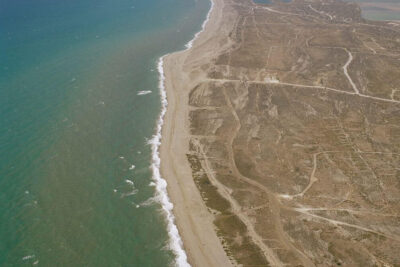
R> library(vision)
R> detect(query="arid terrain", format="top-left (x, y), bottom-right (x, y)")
top-left (162, 0), bottom-right (400, 266)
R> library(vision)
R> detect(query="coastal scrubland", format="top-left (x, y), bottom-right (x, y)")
top-left (162, 0), bottom-right (400, 265)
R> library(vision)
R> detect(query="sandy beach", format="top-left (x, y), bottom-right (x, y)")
top-left (159, 0), bottom-right (234, 265)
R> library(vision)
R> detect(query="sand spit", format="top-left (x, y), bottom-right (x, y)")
top-left (159, 0), bottom-right (233, 265)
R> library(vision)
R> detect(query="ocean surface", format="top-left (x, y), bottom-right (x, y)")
top-left (350, 0), bottom-right (400, 21)
top-left (0, 0), bottom-right (210, 266)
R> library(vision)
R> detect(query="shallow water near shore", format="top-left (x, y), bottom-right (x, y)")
top-left (348, 0), bottom-right (400, 21)
top-left (0, 0), bottom-right (210, 265)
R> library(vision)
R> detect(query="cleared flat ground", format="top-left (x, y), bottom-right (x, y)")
top-left (164, 0), bottom-right (400, 266)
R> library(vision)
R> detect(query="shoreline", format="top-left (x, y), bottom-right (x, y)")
top-left (149, 57), bottom-right (189, 267)
top-left (156, 0), bottom-right (233, 265)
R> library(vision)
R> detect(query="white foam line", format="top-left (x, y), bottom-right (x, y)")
top-left (137, 90), bottom-right (152, 95)
top-left (149, 57), bottom-right (189, 267)
top-left (22, 255), bottom-right (35, 261)
top-left (150, 1), bottom-right (214, 266)
top-left (185, 0), bottom-right (215, 49)
top-left (125, 179), bottom-right (134, 185)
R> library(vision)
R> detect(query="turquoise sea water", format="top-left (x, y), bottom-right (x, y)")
top-left (0, 0), bottom-right (209, 266)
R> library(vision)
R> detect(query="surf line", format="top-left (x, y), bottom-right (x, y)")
top-left (149, 0), bottom-right (215, 266)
